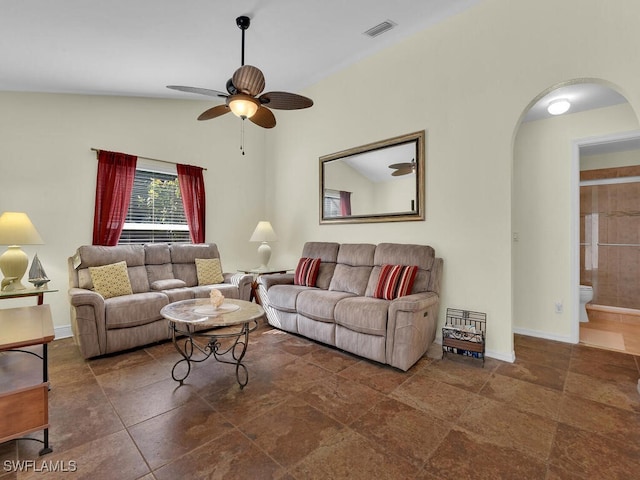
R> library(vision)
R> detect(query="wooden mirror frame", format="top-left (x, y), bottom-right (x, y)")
top-left (319, 130), bottom-right (425, 224)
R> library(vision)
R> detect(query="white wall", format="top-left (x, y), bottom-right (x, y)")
top-left (265, 0), bottom-right (640, 361)
top-left (513, 104), bottom-right (639, 341)
top-left (581, 148), bottom-right (640, 171)
top-left (0, 92), bottom-right (267, 333)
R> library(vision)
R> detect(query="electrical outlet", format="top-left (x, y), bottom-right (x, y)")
top-left (555, 301), bottom-right (563, 314)
top-left (512, 232), bottom-right (519, 242)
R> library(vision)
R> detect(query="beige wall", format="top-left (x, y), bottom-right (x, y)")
top-left (513, 104), bottom-right (639, 340)
top-left (0, 92), bottom-right (267, 331)
top-left (581, 148), bottom-right (640, 170)
top-left (264, 0), bottom-right (640, 361)
top-left (3, 0), bottom-right (640, 361)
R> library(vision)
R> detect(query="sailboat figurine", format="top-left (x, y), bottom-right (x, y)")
top-left (28, 254), bottom-right (50, 288)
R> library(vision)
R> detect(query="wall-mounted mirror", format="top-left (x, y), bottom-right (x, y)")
top-left (320, 130), bottom-right (425, 224)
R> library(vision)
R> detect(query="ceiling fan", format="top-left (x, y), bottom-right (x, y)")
top-left (167, 15), bottom-right (313, 129)
top-left (388, 158), bottom-right (416, 176)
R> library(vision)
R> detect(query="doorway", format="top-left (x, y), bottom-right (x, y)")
top-left (574, 131), bottom-right (640, 355)
top-left (512, 79), bottom-right (640, 353)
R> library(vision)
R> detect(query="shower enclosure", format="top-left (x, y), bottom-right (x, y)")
top-left (580, 165), bottom-right (640, 310)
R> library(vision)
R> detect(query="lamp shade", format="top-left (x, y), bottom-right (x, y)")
top-left (250, 221), bottom-right (277, 242)
top-left (0, 212), bottom-right (44, 245)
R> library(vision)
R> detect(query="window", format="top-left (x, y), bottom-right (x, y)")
top-left (119, 167), bottom-right (190, 244)
top-left (323, 189), bottom-right (341, 217)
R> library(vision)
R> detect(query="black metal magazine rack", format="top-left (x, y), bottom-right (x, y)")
top-left (442, 308), bottom-right (486, 366)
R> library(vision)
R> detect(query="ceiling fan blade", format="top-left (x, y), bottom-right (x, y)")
top-left (232, 65), bottom-right (265, 96)
top-left (167, 85), bottom-right (228, 98)
top-left (392, 167), bottom-right (414, 176)
top-left (388, 162), bottom-right (413, 169)
top-left (197, 105), bottom-right (230, 121)
top-left (249, 106), bottom-right (276, 129)
top-left (259, 91), bottom-right (313, 110)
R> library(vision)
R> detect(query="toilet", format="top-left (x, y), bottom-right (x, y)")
top-left (579, 285), bottom-right (593, 322)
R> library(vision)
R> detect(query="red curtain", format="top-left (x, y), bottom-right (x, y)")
top-left (92, 150), bottom-right (137, 246)
top-left (177, 164), bottom-right (206, 243)
top-left (340, 190), bottom-right (352, 217)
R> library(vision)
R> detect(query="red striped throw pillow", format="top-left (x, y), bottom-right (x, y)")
top-left (294, 257), bottom-right (321, 287)
top-left (374, 264), bottom-right (418, 300)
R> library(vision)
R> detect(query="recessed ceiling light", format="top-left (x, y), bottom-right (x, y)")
top-left (547, 99), bottom-right (571, 115)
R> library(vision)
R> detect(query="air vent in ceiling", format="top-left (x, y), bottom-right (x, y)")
top-left (363, 20), bottom-right (397, 38)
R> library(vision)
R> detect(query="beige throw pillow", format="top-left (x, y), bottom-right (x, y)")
top-left (89, 261), bottom-right (133, 299)
top-left (195, 258), bottom-right (224, 285)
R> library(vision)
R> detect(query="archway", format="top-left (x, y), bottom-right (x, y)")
top-left (512, 79), bottom-right (640, 350)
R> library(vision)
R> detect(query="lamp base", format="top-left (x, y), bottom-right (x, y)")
top-left (257, 242), bottom-right (272, 270)
top-left (0, 246), bottom-right (29, 292)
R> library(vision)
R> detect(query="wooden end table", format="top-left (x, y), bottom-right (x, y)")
top-left (160, 299), bottom-right (264, 389)
top-left (237, 267), bottom-right (290, 304)
top-left (0, 305), bottom-right (54, 455)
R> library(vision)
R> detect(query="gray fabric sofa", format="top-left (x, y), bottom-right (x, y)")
top-left (67, 243), bottom-right (252, 359)
top-left (258, 242), bottom-right (443, 371)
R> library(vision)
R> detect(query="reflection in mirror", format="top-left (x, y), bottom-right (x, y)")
top-left (320, 131), bottom-right (425, 224)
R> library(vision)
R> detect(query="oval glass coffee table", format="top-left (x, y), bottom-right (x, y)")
top-left (160, 298), bottom-right (264, 389)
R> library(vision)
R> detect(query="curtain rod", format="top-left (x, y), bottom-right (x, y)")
top-left (90, 148), bottom-right (207, 171)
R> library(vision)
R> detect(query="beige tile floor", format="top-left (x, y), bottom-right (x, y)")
top-left (1, 323), bottom-right (639, 479)
top-left (581, 306), bottom-right (640, 355)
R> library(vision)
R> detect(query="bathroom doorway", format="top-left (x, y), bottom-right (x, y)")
top-left (576, 132), bottom-right (640, 355)
top-left (513, 79), bottom-right (640, 352)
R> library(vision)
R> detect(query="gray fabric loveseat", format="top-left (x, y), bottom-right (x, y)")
top-left (258, 242), bottom-right (443, 371)
top-left (68, 243), bottom-right (252, 359)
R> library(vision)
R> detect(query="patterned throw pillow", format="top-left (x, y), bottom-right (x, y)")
top-left (373, 264), bottom-right (419, 300)
top-left (294, 257), bottom-right (321, 287)
top-left (89, 261), bottom-right (133, 299)
top-left (195, 258), bottom-right (224, 285)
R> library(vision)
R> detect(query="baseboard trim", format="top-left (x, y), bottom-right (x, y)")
top-left (55, 324), bottom-right (73, 339)
top-left (513, 326), bottom-right (576, 344)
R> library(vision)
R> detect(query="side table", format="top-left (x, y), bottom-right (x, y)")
top-left (0, 304), bottom-right (55, 455)
top-left (0, 287), bottom-right (58, 306)
top-left (237, 267), bottom-right (291, 305)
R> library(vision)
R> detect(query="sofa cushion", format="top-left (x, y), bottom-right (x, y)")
top-left (334, 297), bottom-right (390, 336)
top-left (151, 279), bottom-right (187, 290)
top-left (297, 289), bottom-right (355, 323)
top-left (170, 243), bottom-right (219, 287)
top-left (195, 258), bottom-right (224, 285)
top-left (336, 243), bottom-right (376, 266)
top-left (89, 261), bottom-right (133, 299)
top-left (105, 292), bottom-right (169, 329)
top-left (75, 244), bottom-right (146, 290)
top-left (190, 284), bottom-right (240, 300)
top-left (329, 264), bottom-right (372, 296)
top-left (268, 284), bottom-right (314, 312)
top-left (294, 257), bottom-right (321, 286)
top-left (373, 264), bottom-right (418, 300)
top-left (301, 242), bottom-right (340, 290)
top-left (373, 243), bottom-right (435, 293)
top-left (145, 243), bottom-right (172, 264)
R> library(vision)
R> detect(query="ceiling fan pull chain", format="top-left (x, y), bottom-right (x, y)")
top-left (240, 118), bottom-right (246, 155)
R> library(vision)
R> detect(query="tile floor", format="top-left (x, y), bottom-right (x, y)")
top-left (581, 306), bottom-right (640, 356)
top-left (1, 324), bottom-right (639, 479)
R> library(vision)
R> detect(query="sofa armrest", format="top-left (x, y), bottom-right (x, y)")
top-left (389, 291), bottom-right (439, 314)
top-left (386, 291), bottom-right (441, 371)
top-left (224, 272), bottom-right (254, 301)
top-left (68, 287), bottom-right (107, 359)
top-left (258, 273), bottom-right (294, 290)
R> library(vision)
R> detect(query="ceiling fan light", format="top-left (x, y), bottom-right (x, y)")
top-left (228, 94), bottom-right (259, 119)
top-left (547, 98), bottom-right (571, 115)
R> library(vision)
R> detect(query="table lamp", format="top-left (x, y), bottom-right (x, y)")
top-left (0, 212), bottom-right (44, 291)
top-left (250, 221), bottom-right (277, 270)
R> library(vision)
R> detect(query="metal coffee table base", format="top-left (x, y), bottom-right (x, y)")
top-left (170, 320), bottom-right (258, 389)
